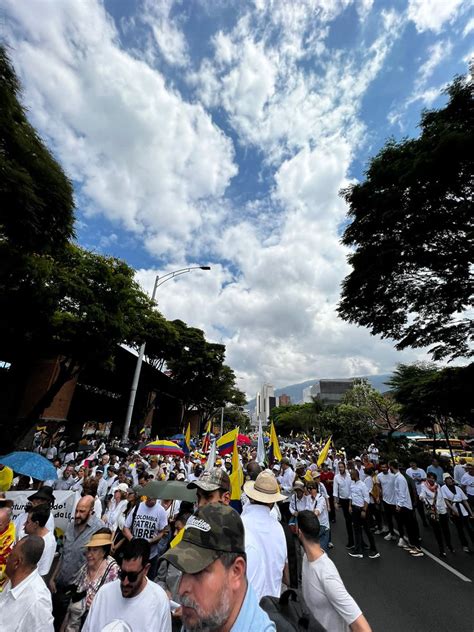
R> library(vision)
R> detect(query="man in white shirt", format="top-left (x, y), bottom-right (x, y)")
top-left (453, 459), bottom-right (467, 485)
top-left (461, 463), bottom-right (474, 510)
top-left (0, 535), bottom-right (54, 631)
top-left (242, 470), bottom-right (289, 600)
top-left (334, 462), bottom-right (354, 549)
top-left (348, 469), bottom-right (379, 559)
top-left (24, 508), bottom-right (56, 577)
top-left (377, 463), bottom-right (397, 541)
top-left (83, 538), bottom-right (171, 632)
top-left (389, 461), bottom-right (423, 557)
top-left (123, 491), bottom-right (168, 581)
top-left (298, 510), bottom-right (371, 632)
top-left (14, 487), bottom-right (55, 542)
top-left (406, 460), bottom-right (428, 527)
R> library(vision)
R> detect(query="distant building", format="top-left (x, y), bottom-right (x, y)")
top-left (255, 383), bottom-right (277, 426)
top-left (315, 379), bottom-right (355, 405)
top-left (302, 384), bottom-right (319, 403)
top-left (279, 393), bottom-right (291, 406)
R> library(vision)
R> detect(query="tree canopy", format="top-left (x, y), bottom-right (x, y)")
top-left (338, 76), bottom-right (473, 361)
top-left (0, 46), bottom-right (239, 436)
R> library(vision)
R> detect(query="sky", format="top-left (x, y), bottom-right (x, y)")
top-left (3, 0), bottom-right (473, 397)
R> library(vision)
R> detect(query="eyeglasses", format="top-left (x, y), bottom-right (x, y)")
top-left (119, 567), bottom-right (145, 583)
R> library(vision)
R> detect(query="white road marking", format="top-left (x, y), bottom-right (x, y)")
top-left (420, 547), bottom-right (472, 583)
top-left (392, 529), bottom-right (472, 583)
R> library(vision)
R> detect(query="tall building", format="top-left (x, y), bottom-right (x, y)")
top-left (279, 393), bottom-right (291, 406)
top-left (303, 379), bottom-right (355, 405)
top-left (255, 383), bottom-right (277, 426)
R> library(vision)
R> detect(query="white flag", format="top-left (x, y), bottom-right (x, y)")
top-left (257, 419), bottom-right (265, 465)
top-left (205, 439), bottom-right (217, 471)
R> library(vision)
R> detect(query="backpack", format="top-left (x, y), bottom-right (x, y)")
top-left (260, 589), bottom-right (327, 632)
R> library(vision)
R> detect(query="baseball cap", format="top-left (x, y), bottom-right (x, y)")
top-left (116, 483), bottom-right (129, 493)
top-left (187, 467), bottom-right (231, 493)
top-left (162, 503), bottom-right (245, 574)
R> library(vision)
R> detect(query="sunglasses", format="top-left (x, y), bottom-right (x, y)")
top-left (119, 567), bottom-right (145, 583)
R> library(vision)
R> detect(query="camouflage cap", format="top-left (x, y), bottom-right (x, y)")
top-left (187, 467), bottom-right (231, 492)
top-left (162, 503), bottom-right (245, 574)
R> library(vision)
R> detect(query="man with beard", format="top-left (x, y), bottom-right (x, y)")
top-left (162, 503), bottom-right (275, 631)
top-left (82, 538), bottom-right (171, 631)
top-left (49, 495), bottom-right (103, 629)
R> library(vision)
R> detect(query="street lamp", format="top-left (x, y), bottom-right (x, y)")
top-left (122, 266), bottom-right (211, 442)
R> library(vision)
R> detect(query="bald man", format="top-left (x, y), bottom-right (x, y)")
top-left (0, 535), bottom-right (54, 631)
top-left (50, 496), bottom-right (102, 629)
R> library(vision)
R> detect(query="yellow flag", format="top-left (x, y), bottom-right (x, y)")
top-left (269, 422), bottom-right (282, 463)
top-left (170, 527), bottom-right (185, 548)
top-left (185, 423), bottom-right (191, 453)
top-left (229, 436), bottom-right (243, 500)
top-left (317, 436), bottom-right (332, 467)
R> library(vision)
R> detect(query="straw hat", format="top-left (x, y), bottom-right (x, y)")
top-left (243, 471), bottom-right (287, 504)
top-left (85, 532), bottom-right (113, 547)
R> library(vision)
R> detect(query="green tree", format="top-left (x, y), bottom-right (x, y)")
top-left (14, 244), bottom-right (155, 426)
top-left (342, 379), bottom-right (403, 438)
top-left (270, 403), bottom-right (321, 435)
top-left (0, 47), bottom-right (74, 253)
top-left (338, 76), bottom-right (473, 361)
top-left (389, 362), bottom-right (474, 460)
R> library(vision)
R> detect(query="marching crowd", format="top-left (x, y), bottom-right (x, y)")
top-left (0, 434), bottom-right (473, 632)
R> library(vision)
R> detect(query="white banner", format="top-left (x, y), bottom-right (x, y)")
top-left (5, 490), bottom-right (78, 533)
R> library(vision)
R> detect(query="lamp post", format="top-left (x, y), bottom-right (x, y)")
top-left (122, 266), bottom-right (211, 442)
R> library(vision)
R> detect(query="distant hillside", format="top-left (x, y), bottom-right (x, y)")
top-left (247, 374), bottom-right (392, 408)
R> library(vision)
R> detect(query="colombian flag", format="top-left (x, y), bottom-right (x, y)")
top-left (202, 421), bottom-right (211, 453)
top-left (268, 422), bottom-right (282, 465)
top-left (217, 428), bottom-right (239, 456)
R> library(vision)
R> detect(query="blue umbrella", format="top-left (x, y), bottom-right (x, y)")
top-left (0, 451), bottom-right (58, 481)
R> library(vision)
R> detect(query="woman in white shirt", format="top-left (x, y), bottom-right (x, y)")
top-left (419, 472), bottom-right (453, 556)
top-left (441, 474), bottom-right (474, 552)
top-left (306, 483), bottom-right (330, 552)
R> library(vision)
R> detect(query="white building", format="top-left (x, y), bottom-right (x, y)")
top-left (255, 383), bottom-right (278, 426)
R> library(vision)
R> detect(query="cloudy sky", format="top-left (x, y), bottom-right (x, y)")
top-left (4, 0), bottom-right (472, 396)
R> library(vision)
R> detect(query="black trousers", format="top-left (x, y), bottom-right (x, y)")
top-left (338, 498), bottom-right (354, 546)
top-left (451, 513), bottom-right (474, 547)
top-left (429, 512), bottom-right (452, 552)
top-left (398, 507), bottom-right (418, 547)
top-left (352, 506), bottom-right (377, 554)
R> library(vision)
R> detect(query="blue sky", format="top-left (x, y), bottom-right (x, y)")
top-left (3, 0), bottom-right (473, 395)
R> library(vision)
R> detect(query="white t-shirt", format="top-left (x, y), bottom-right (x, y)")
top-left (406, 468), bottom-right (427, 494)
top-left (37, 530), bottom-right (57, 577)
top-left (124, 501), bottom-right (167, 559)
top-left (441, 484), bottom-right (469, 517)
top-left (306, 493), bottom-right (330, 529)
top-left (377, 472), bottom-right (396, 505)
top-left (460, 473), bottom-right (474, 498)
top-left (302, 553), bottom-right (362, 632)
top-left (14, 512), bottom-right (55, 542)
top-left (242, 503), bottom-right (287, 600)
top-left (82, 578), bottom-right (171, 632)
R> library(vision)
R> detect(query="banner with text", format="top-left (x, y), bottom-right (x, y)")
top-left (6, 490), bottom-right (78, 533)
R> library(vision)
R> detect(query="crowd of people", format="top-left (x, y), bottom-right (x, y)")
top-left (0, 431), bottom-right (473, 631)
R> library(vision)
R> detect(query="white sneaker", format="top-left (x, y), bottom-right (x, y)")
top-left (374, 529), bottom-right (383, 535)
top-left (397, 538), bottom-right (405, 547)
top-left (328, 542), bottom-right (334, 549)
top-left (384, 533), bottom-right (392, 541)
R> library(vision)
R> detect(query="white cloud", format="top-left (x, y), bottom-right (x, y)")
top-left (4, 0), bottom-right (436, 398)
top-left (3, 0), bottom-right (236, 256)
top-left (407, 0), bottom-right (464, 33)
top-left (463, 18), bottom-right (474, 37)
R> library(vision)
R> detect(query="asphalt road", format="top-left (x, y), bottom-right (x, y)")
top-left (328, 510), bottom-right (474, 632)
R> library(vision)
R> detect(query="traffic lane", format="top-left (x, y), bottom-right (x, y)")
top-left (328, 514), bottom-right (473, 632)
